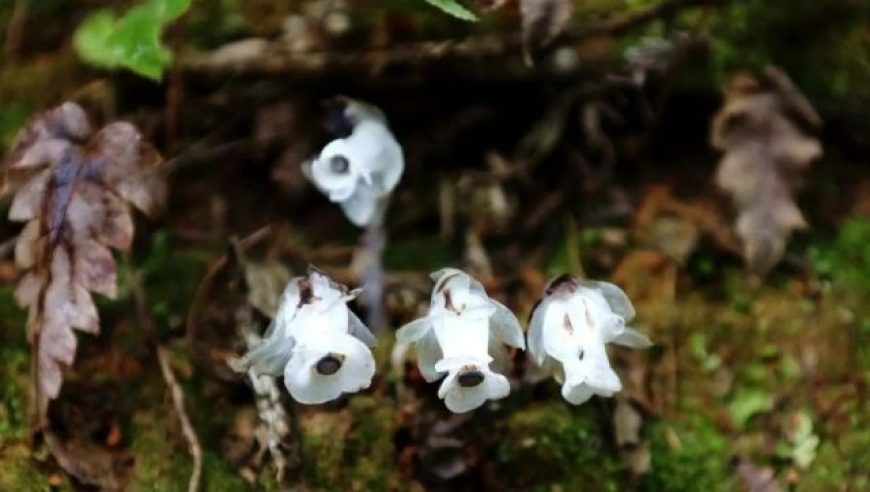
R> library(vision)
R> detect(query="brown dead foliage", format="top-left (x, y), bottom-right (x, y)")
top-left (710, 66), bottom-right (822, 277)
top-left (2, 102), bottom-right (166, 487)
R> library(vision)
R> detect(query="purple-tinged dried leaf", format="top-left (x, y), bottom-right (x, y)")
top-left (2, 102), bottom-right (167, 442)
top-left (3, 103), bottom-right (90, 191)
top-left (520, 0), bottom-right (575, 62)
top-left (710, 68), bottom-right (821, 276)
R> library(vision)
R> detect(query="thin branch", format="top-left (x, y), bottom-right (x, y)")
top-left (131, 271), bottom-right (202, 492)
top-left (181, 0), bottom-right (734, 81)
top-left (156, 344), bottom-right (203, 492)
top-left (572, 0), bottom-right (730, 40)
top-left (185, 225), bottom-right (273, 348)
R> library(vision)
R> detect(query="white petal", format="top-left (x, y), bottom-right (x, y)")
top-left (450, 280), bottom-right (494, 314)
top-left (396, 316), bottom-right (433, 344)
top-left (415, 330), bottom-right (444, 382)
top-left (284, 333), bottom-right (376, 404)
top-left (542, 300), bottom-right (579, 362)
top-left (434, 355), bottom-right (492, 374)
top-left (559, 343), bottom-right (622, 405)
top-left (437, 369), bottom-right (460, 400)
top-left (348, 309), bottom-right (377, 347)
top-left (242, 331), bottom-right (294, 376)
top-left (429, 268), bottom-right (471, 306)
top-left (526, 299), bottom-right (549, 366)
top-left (437, 366), bottom-right (510, 413)
top-left (344, 120), bottom-right (402, 187)
top-left (584, 280), bottom-right (636, 321)
top-left (372, 144), bottom-right (404, 193)
top-left (562, 381), bottom-right (596, 405)
top-left (430, 267), bottom-right (465, 284)
top-left (271, 278), bottom-right (303, 334)
top-left (339, 186), bottom-right (380, 226)
top-left (308, 270), bottom-right (343, 304)
top-left (458, 304), bottom-right (496, 320)
top-left (433, 315), bottom-right (490, 361)
top-left (310, 139), bottom-right (359, 202)
top-left (610, 327), bottom-right (653, 349)
top-left (488, 299), bottom-right (525, 350)
top-left (565, 291), bottom-right (624, 343)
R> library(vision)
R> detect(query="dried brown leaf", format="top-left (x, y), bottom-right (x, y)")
top-left (710, 68), bottom-right (822, 276)
top-left (520, 0), bottom-right (575, 63)
top-left (3, 102), bottom-right (167, 433)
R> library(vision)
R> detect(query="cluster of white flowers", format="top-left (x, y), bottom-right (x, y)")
top-left (236, 267), bottom-right (650, 412)
top-left (397, 270), bottom-right (651, 412)
top-left (305, 97), bottom-right (404, 227)
top-left (235, 100), bottom-right (652, 412)
top-left (236, 267), bottom-right (377, 405)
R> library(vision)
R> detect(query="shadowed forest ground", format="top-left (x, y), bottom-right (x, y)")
top-left (1, 1), bottom-right (870, 491)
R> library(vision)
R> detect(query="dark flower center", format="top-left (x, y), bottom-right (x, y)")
top-left (457, 370), bottom-right (485, 388)
top-left (329, 155), bottom-right (350, 174)
top-left (315, 354), bottom-right (344, 375)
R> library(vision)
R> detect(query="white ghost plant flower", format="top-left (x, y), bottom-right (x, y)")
top-left (307, 97), bottom-right (404, 227)
top-left (396, 268), bottom-right (525, 413)
top-left (237, 267), bottom-right (377, 404)
top-left (527, 274), bottom-right (652, 405)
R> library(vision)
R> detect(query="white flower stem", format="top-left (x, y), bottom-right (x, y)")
top-left (361, 197), bottom-right (389, 333)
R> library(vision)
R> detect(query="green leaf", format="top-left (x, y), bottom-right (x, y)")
top-left (422, 0), bottom-right (478, 21)
top-left (73, 10), bottom-right (120, 69)
top-left (73, 0), bottom-right (193, 81)
top-left (728, 389), bottom-right (773, 429)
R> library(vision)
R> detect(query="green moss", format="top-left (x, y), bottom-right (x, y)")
top-left (300, 410), bottom-right (349, 488)
top-left (497, 403), bottom-right (624, 491)
top-left (0, 442), bottom-right (58, 492)
top-left (0, 287), bottom-right (31, 441)
top-left (809, 217), bottom-right (870, 290)
top-left (344, 395), bottom-right (400, 491)
top-left (299, 394), bottom-right (400, 490)
top-left (127, 410), bottom-right (194, 491)
top-left (127, 405), bottom-right (249, 492)
top-left (641, 419), bottom-right (733, 492)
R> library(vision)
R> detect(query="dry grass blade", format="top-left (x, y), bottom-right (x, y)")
top-left (2, 102), bottom-right (166, 484)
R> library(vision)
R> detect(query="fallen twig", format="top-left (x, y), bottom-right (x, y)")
top-left (185, 225), bottom-right (273, 348)
top-left (156, 344), bottom-right (203, 492)
top-left (131, 271), bottom-right (203, 492)
top-left (181, 0), bottom-right (734, 81)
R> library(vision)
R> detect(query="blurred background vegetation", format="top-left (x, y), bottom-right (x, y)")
top-left (1, 0), bottom-right (869, 490)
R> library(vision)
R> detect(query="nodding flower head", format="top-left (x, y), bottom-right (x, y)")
top-left (307, 98), bottom-right (404, 227)
top-left (396, 268), bottom-right (525, 413)
top-left (527, 274), bottom-right (652, 405)
top-left (235, 266), bottom-right (377, 405)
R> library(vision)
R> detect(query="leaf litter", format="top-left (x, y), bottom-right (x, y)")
top-left (2, 101), bottom-right (166, 489)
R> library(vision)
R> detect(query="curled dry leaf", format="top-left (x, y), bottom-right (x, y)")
top-left (710, 67), bottom-right (822, 276)
top-left (2, 102), bottom-right (167, 427)
top-left (520, 0), bottom-right (575, 63)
